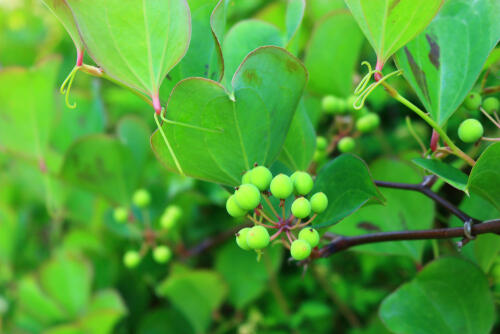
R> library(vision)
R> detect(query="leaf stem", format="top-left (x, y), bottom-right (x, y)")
top-left (153, 112), bottom-right (184, 175)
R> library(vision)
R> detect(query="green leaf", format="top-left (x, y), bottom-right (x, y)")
top-left (41, 0), bottom-right (83, 52)
top-left (39, 253), bottom-right (92, 318)
top-left (285, 0), bottom-right (305, 44)
top-left (215, 242), bottom-right (282, 309)
top-left (450, 194), bottom-right (500, 273)
top-left (345, 0), bottom-right (443, 67)
top-left (117, 116), bottom-right (151, 176)
top-left (395, 0), bottom-right (500, 125)
top-left (222, 20), bottom-right (283, 88)
top-left (0, 205), bottom-right (16, 264)
top-left (60, 135), bottom-right (138, 204)
top-left (304, 10), bottom-right (364, 97)
top-left (467, 142), bottom-right (500, 211)
top-left (151, 46), bottom-right (307, 186)
top-left (65, 0), bottom-right (191, 100)
top-left (278, 101), bottom-right (316, 171)
top-left (380, 257), bottom-right (495, 334)
top-left (312, 154), bottom-right (384, 228)
top-left (156, 269), bottom-right (227, 334)
top-left (0, 58), bottom-right (60, 158)
top-left (138, 308), bottom-right (193, 334)
top-left (412, 157), bottom-right (468, 192)
top-left (332, 159), bottom-right (434, 261)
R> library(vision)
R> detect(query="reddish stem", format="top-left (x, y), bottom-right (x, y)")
top-left (76, 50), bottom-right (84, 67)
top-left (430, 129), bottom-right (439, 152)
top-left (374, 58), bottom-right (383, 81)
top-left (153, 93), bottom-right (162, 115)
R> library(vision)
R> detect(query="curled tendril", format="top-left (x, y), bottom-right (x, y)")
top-left (352, 61), bottom-right (402, 110)
top-left (59, 65), bottom-right (81, 109)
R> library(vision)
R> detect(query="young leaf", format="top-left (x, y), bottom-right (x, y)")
top-left (345, 0), bottom-right (443, 69)
top-left (331, 159), bottom-right (434, 261)
top-left (467, 142), bottom-right (500, 212)
top-left (380, 257), bottom-right (495, 334)
top-left (304, 10), bottom-right (364, 97)
top-left (312, 154), bottom-right (384, 228)
top-left (151, 46), bottom-right (307, 186)
top-left (278, 101), bottom-right (316, 171)
top-left (412, 157), bottom-right (468, 192)
top-left (41, 0), bottom-right (84, 54)
top-left (395, 0), bottom-right (500, 125)
top-left (65, 0), bottom-right (191, 109)
top-left (285, 0), bottom-right (306, 44)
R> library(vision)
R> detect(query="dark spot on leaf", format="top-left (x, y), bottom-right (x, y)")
top-left (166, 74), bottom-right (172, 81)
top-left (404, 47), bottom-right (431, 104)
top-left (425, 34), bottom-right (440, 69)
top-left (357, 222), bottom-right (381, 232)
top-left (286, 59), bottom-right (299, 73)
top-left (242, 69), bottom-right (262, 85)
top-left (389, 0), bottom-right (401, 12)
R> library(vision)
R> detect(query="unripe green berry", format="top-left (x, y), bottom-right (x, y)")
top-left (113, 207), bottom-right (128, 223)
top-left (235, 184), bottom-right (261, 210)
top-left (463, 92), bottom-right (482, 111)
top-left (246, 225), bottom-right (270, 250)
top-left (235, 227), bottom-right (251, 251)
top-left (310, 192), bottom-right (328, 213)
top-left (290, 239), bottom-right (311, 261)
top-left (291, 171), bottom-right (314, 195)
top-left (250, 166), bottom-right (272, 191)
top-left (316, 136), bottom-right (327, 151)
top-left (226, 195), bottom-right (247, 218)
top-left (356, 112), bottom-right (380, 133)
top-left (322, 95), bottom-right (346, 114)
top-left (338, 137), bottom-right (356, 153)
top-left (132, 189), bottom-right (151, 208)
top-left (242, 170), bottom-right (253, 184)
top-left (270, 174), bottom-right (293, 199)
top-left (346, 95), bottom-right (357, 112)
top-left (299, 228), bottom-right (320, 248)
top-left (160, 205), bottom-right (182, 229)
top-left (483, 97), bottom-right (499, 114)
top-left (291, 197), bottom-right (311, 219)
top-left (153, 245), bottom-right (172, 263)
top-left (458, 119), bottom-right (483, 143)
top-left (123, 250), bottom-right (141, 268)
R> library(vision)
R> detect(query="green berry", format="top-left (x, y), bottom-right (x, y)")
top-left (316, 136), bottom-right (327, 151)
top-left (242, 170), bottom-right (253, 184)
top-left (310, 192), bottom-right (328, 213)
top-left (153, 246), bottom-right (172, 263)
top-left (463, 92), bottom-right (482, 111)
top-left (291, 197), bottom-right (311, 219)
top-left (483, 97), bottom-right (499, 114)
top-left (226, 195), bottom-right (247, 218)
top-left (270, 174), bottom-right (294, 199)
top-left (133, 189), bottom-right (151, 208)
top-left (346, 95), bottom-right (357, 112)
top-left (338, 137), bottom-right (356, 153)
top-left (235, 227), bottom-right (251, 251)
top-left (250, 166), bottom-right (272, 191)
top-left (291, 171), bottom-right (314, 195)
top-left (160, 205), bottom-right (182, 229)
top-left (290, 240), bottom-right (311, 261)
top-left (235, 184), bottom-right (261, 210)
top-left (113, 207), bottom-right (128, 223)
top-left (123, 250), bottom-right (141, 268)
top-left (322, 95), bottom-right (346, 114)
top-left (356, 112), bottom-right (380, 133)
top-left (298, 228), bottom-right (320, 248)
top-left (458, 119), bottom-right (483, 143)
top-left (246, 226), bottom-right (270, 250)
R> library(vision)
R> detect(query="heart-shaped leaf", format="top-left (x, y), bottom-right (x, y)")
top-left (467, 142), bottom-right (500, 212)
top-left (412, 157), bottom-right (468, 192)
top-left (151, 46), bottom-right (307, 186)
top-left (312, 154), bottom-right (384, 228)
top-left (345, 0), bottom-right (443, 69)
top-left (395, 0), bottom-right (500, 125)
top-left (304, 10), bottom-right (364, 97)
top-left (42, 0), bottom-right (84, 53)
top-left (65, 0), bottom-right (191, 107)
top-left (380, 257), bottom-right (495, 334)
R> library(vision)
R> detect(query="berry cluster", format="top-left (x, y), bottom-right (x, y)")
top-left (226, 166), bottom-right (328, 262)
top-left (458, 93), bottom-right (499, 143)
top-left (113, 189), bottom-right (182, 268)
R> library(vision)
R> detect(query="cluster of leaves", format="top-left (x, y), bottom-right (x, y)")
top-left (0, 0), bottom-right (499, 333)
